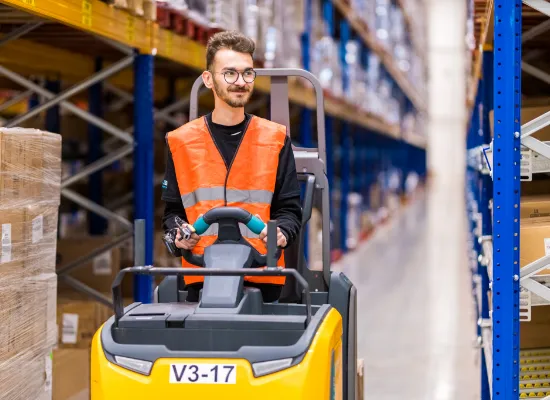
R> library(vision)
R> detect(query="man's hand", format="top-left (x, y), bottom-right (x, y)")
top-left (256, 215), bottom-right (287, 248)
top-left (175, 224), bottom-right (200, 250)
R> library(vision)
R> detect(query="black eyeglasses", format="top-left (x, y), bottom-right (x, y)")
top-left (214, 69), bottom-right (256, 84)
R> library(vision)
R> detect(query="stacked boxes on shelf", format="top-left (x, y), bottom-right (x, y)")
top-left (346, 0), bottom-right (426, 129)
top-left (108, 0), bottom-right (157, 20)
top-left (0, 128), bottom-right (62, 400)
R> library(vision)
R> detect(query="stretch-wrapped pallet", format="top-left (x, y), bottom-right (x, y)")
top-left (0, 128), bottom-right (62, 400)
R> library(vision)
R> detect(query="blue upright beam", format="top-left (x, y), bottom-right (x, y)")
top-left (492, 0), bottom-right (521, 398)
top-left (133, 54), bottom-right (155, 303)
top-left (480, 53), bottom-right (492, 398)
top-left (45, 80), bottom-right (60, 133)
top-left (340, 20), bottom-right (350, 95)
top-left (88, 58), bottom-right (107, 235)
top-left (353, 131), bottom-right (362, 193)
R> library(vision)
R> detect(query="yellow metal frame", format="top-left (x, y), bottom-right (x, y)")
top-left (467, 0), bottom-right (494, 111)
top-left (0, 0), bottom-right (427, 148)
top-left (0, 0), bottom-right (153, 51)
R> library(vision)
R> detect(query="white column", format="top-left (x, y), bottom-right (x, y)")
top-left (425, 0), bottom-right (479, 398)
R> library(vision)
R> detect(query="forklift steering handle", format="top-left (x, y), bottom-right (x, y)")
top-left (181, 207), bottom-right (282, 268)
top-left (193, 207), bottom-right (265, 236)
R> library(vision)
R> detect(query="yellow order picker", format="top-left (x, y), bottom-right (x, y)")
top-left (90, 68), bottom-right (359, 399)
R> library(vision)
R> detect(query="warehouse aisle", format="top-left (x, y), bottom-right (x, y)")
top-left (334, 195), bottom-right (480, 400)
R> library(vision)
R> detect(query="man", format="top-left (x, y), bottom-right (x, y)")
top-left (161, 31), bottom-right (302, 303)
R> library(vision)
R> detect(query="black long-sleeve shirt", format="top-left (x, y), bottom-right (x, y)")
top-left (161, 112), bottom-right (302, 247)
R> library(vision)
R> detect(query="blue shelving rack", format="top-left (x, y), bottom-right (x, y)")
top-left (0, 0), bottom-right (428, 307)
top-left (468, 1), bottom-right (550, 398)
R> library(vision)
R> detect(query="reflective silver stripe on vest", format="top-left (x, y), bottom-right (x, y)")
top-left (199, 223), bottom-right (261, 239)
top-left (181, 187), bottom-right (225, 208)
top-left (181, 187), bottom-right (273, 208)
top-left (226, 189), bottom-right (273, 205)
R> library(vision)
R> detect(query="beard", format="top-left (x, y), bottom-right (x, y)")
top-left (213, 79), bottom-right (253, 108)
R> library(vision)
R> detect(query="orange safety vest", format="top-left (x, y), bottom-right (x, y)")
top-left (166, 114), bottom-right (287, 286)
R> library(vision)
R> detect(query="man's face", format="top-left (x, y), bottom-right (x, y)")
top-left (208, 49), bottom-right (255, 108)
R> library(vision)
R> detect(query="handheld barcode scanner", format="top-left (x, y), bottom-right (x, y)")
top-left (90, 68), bottom-right (358, 399)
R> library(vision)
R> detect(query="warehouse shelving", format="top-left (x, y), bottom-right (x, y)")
top-left (467, 0), bottom-right (550, 399)
top-left (0, 0), bottom-right (427, 305)
top-left (330, 0), bottom-right (426, 112)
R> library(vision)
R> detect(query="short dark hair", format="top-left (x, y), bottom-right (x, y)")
top-left (206, 31), bottom-right (255, 71)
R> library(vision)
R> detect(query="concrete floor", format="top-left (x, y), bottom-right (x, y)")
top-left (334, 196), bottom-right (480, 400)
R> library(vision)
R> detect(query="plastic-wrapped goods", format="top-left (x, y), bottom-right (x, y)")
top-left (0, 128), bottom-right (61, 400)
top-left (344, 40), bottom-right (365, 106)
top-left (256, 0), bottom-right (273, 61)
top-left (375, 0), bottom-right (391, 50)
top-left (389, 5), bottom-right (410, 73)
top-left (206, 0), bottom-right (239, 31)
top-left (365, 0), bottom-right (377, 32)
top-left (312, 36), bottom-right (342, 97)
top-left (378, 77), bottom-right (394, 123)
top-left (239, 0), bottom-right (260, 45)
top-left (262, 0), bottom-right (303, 68)
top-left (186, 0), bottom-right (210, 29)
top-left (346, 192), bottom-right (363, 250)
top-left (0, 273), bottom-right (57, 400)
top-left (156, 0), bottom-right (187, 12)
top-left (280, 0), bottom-right (304, 69)
top-left (350, 0), bottom-right (368, 26)
top-left (365, 53), bottom-right (381, 116)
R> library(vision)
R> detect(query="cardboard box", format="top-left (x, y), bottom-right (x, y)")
top-left (521, 306), bottom-right (550, 349)
top-left (1, 204), bottom-right (60, 279)
top-left (0, 129), bottom-right (44, 207)
top-left (25, 203), bottom-right (59, 276)
top-left (56, 237), bottom-right (121, 294)
top-left (56, 294), bottom-right (113, 350)
top-left (520, 218), bottom-right (550, 275)
top-left (0, 273), bottom-right (57, 361)
top-left (53, 349), bottom-right (90, 400)
top-left (0, 350), bottom-right (53, 400)
top-left (522, 178), bottom-right (550, 196)
top-left (521, 195), bottom-right (550, 219)
top-left (0, 208), bottom-right (26, 279)
top-left (0, 128), bottom-right (61, 208)
top-left (41, 131), bottom-right (62, 205)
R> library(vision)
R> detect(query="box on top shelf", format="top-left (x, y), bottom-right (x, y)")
top-left (206, 0), bottom-right (239, 31)
top-left (261, 0), bottom-right (304, 69)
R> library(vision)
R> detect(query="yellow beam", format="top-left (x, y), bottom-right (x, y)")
top-left (153, 26), bottom-right (205, 70)
top-left (0, 0), bottom-right (153, 52)
top-left (483, 0), bottom-right (494, 47)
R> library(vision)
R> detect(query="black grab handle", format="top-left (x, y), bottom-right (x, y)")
top-left (112, 266), bottom-right (312, 327)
